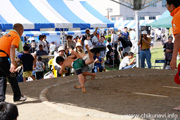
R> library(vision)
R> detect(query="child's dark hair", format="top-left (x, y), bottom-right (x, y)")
top-left (107, 45), bottom-right (112, 50)
top-left (0, 102), bottom-right (19, 120)
top-left (129, 52), bottom-right (134, 56)
top-left (39, 35), bottom-right (44, 40)
top-left (56, 56), bottom-right (65, 64)
top-left (23, 45), bottom-right (30, 51)
top-left (123, 52), bottom-right (128, 57)
top-left (168, 36), bottom-right (173, 39)
top-left (37, 56), bottom-right (42, 61)
top-left (66, 35), bottom-right (72, 40)
top-left (95, 51), bottom-right (100, 55)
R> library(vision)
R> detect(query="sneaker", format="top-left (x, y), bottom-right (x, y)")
top-left (14, 95), bottom-right (27, 102)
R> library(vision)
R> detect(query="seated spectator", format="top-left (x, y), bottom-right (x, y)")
top-left (163, 36), bottom-right (173, 69)
top-left (123, 52), bottom-right (128, 58)
top-left (37, 35), bottom-right (45, 51)
top-left (119, 52), bottom-right (136, 70)
top-left (36, 45), bottom-right (48, 56)
top-left (106, 45), bottom-right (120, 67)
top-left (94, 52), bottom-right (105, 72)
top-left (35, 56), bottom-right (45, 80)
top-left (0, 102), bottom-right (19, 120)
top-left (74, 42), bottom-right (84, 54)
top-left (53, 46), bottom-right (69, 77)
top-left (36, 45), bottom-right (48, 71)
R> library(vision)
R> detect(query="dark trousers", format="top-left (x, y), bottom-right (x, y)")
top-left (0, 57), bottom-right (21, 101)
top-left (36, 71), bottom-right (44, 80)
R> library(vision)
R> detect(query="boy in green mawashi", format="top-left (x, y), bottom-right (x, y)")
top-left (57, 45), bottom-right (95, 93)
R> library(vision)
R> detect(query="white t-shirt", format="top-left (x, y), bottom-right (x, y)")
top-left (130, 31), bottom-right (136, 40)
top-left (111, 34), bottom-right (118, 43)
top-left (50, 44), bottom-right (56, 52)
top-left (119, 56), bottom-right (130, 70)
top-left (37, 41), bottom-right (45, 50)
top-left (84, 40), bottom-right (93, 52)
top-left (92, 36), bottom-right (98, 45)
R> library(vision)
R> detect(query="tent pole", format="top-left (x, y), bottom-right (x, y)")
top-left (135, 10), bottom-right (140, 68)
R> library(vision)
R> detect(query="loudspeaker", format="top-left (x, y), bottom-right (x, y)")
top-left (140, 26), bottom-right (151, 35)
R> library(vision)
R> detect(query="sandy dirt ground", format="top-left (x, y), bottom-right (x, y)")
top-left (5, 68), bottom-right (180, 120)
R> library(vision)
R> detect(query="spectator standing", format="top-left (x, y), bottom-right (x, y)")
top-left (92, 32), bottom-right (99, 45)
top-left (163, 36), bottom-right (174, 69)
top-left (37, 35), bottom-right (45, 51)
top-left (111, 30), bottom-right (118, 50)
top-left (65, 35), bottom-right (76, 50)
top-left (97, 36), bottom-right (106, 67)
top-left (19, 46), bottom-right (36, 82)
top-left (49, 42), bottom-right (56, 55)
top-left (129, 29), bottom-right (136, 53)
top-left (106, 45), bottom-right (120, 67)
top-left (119, 52), bottom-right (136, 70)
top-left (84, 34), bottom-right (93, 53)
top-left (0, 23), bottom-right (26, 102)
top-left (138, 30), bottom-right (151, 68)
top-left (43, 35), bottom-right (49, 54)
top-left (30, 40), bottom-right (36, 53)
top-left (35, 56), bottom-right (45, 80)
top-left (167, 0), bottom-right (180, 70)
top-left (81, 27), bottom-right (98, 46)
top-left (122, 27), bottom-right (130, 40)
top-left (166, 0), bottom-right (180, 111)
top-left (118, 33), bottom-right (131, 55)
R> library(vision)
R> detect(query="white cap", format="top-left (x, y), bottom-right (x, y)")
top-left (141, 30), bottom-right (147, 34)
top-left (58, 46), bottom-right (65, 51)
top-left (75, 42), bottom-right (82, 47)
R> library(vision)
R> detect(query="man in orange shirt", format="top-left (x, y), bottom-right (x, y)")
top-left (166, 0), bottom-right (180, 70)
top-left (0, 23), bottom-right (26, 102)
top-left (166, 0), bottom-right (180, 110)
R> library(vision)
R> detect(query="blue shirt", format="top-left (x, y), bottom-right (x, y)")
top-left (122, 32), bottom-right (129, 39)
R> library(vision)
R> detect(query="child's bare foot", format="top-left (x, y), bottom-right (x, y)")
top-left (74, 85), bottom-right (82, 89)
top-left (81, 86), bottom-right (86, 93)
top-left (91, 73), bottom-right (96, 80)
top-left (173, 105), bottom-right (180, 111)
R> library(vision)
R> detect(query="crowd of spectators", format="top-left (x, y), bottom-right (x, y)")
top-left (14, 27), bottom-right (174, 82)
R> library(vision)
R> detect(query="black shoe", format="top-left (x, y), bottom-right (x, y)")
top-left (14, 95), bottom-right (27, 102)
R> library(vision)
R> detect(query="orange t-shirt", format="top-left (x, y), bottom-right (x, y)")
top-left (0, 30), bottom-right (20, 57)
top-left (171, 6), bottom-right (180, 36)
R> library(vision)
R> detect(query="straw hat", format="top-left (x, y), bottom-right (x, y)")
top-left (75, 42), bottom-right (82, 47)
top-left (58, 46), bottom-right (65, 51)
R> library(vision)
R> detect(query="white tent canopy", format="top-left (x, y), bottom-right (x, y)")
top-left (0, 0), bottom-right (114, 31)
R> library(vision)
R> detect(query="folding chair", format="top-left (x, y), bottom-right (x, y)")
top-left (152, 59), bottom-right (165, 69)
